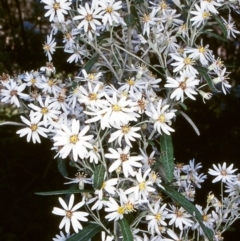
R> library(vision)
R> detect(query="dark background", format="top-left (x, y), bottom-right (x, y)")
top-left (1, 0), bottom-right (240, 240)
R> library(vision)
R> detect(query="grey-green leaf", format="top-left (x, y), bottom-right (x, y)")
top-left (68, 223), bottom-right (102, 241)
top-left (162, 185), bottom-right (214, 241)
top-left (35, 189), bottom-right (93, 195)
top-left (124, 13), bottom-right (136, 27)
top-left (118, 217), bottom-right (134, 241)
top-left (160, 133), bottom-right (174, 182)
top-left (195, 65), bottom-right (220, 93)
top-left (83, 54), bottom-right (99, 73)
top-left (57, 158), bottom-right (68, 177)
top-left (93, 164), bottom-right (105, 190)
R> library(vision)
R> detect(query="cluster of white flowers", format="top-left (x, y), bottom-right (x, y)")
top-left (1, 0), bottom-right (240, 241)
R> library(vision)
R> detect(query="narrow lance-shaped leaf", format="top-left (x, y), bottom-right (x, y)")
top-left (68, 223), bottom-right (103, 241)
top-left (161, 185), bottom-right (214, 241)
top-left (35, 189), bottom-right (93, 196)
top-left (160, 133), bottom-right (174, 182)
top-left (118, 217), bottom-right (134, 241)
top-left (194, 65), bottom-right (220, 93)
top-left (93, 164), bottom-right (105, 190)
top-left (57, 158), bottom-right (68, 177)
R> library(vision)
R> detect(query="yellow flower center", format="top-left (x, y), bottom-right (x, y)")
top-left (198, 46), bottom-right (206, 54)
top-left (66, 210), bottom-right (72, 219)
top-left (142, 14), bottom-right (150, 23)
top-left (139, 182), bottom-right (146, 190)
top-left (158, 114), bottom-right (165, 123)
top-left (202, 11), bottom-right (210, 19)
top-left (86, 14), bottom-right (93, 22)
top-left (106, 6), bottom-right (113, 13)
top-left (43, 44), bottom-right (50, 51)
top-left (31, 124), bottom-right (38, 131)
top-left (41, 107), bottom-right (48, 114)
top-left (117, 206), bottom-right (125, 215)
top-left (155, 213), bottom-right (162, 221)
top-left (88, 93), bottom-right (97, 101)
top-left (112, 104), bottom-right (121, 112)
top-left (47, 79), bottom-right (55, 87)
top-left (69, 135), bottom-right (79, 144)
top-left (221, 170), bottom-right (227, 176)
top-left (121, 125), bottom-right (130, 134)
top-left (184, 57), bottom-right (194, 65)
top-left (127, 78), bottom-right (135, 86)
top-left (101, 182), bottom-right (106, 189)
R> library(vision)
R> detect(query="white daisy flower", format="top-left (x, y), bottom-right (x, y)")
top-left (52, 194), bottom-right (89, 233)
top-left (43, 34), bottom-right (56, 61)
top-left (28, 96), bottom-right (61, 127)
top-left (38, 76), bottom-right (61, 95)
top-left (53, 119), bottom-right (93, 161)
top-left (146, 202), bottom-right (168, 235)
top-left (221, 15), bottom-right (240, 39)
top-left (16, 114), bottom-right (49, 144)
top-left (125, 168), bottom-right (155, 201)
top-left (212, 67), bottom-right (231, 95)
top-left (64, 172), bottom-right (92, 190)
top-left (65, 44), bottom-right (88, 64)
top-left (145, 99), bottom-right (176, 135)
top-left (105, 197), bottom-right (125, 221)
top-left (165, 70), bottom-right (200, 102)
top-left (190, 3), bottom-right (211, 28)
top-left (99, 0), bottom-right (122, 26)
top-left (202, 0), bottom-right (222, 14)
top-left (170, 53), bottom-right (198, 75)
top-left (208, 162), bottom-right (237, 183)
top-left (41, 0), bottom-right (72, 22)
top-left (52, 231), bottom-right (71, 241)
top-left (141, 8), bottom-right (161, 37)
top-left (85, 92), bottom-right (140, 129)
top-left (73, 0), bottom-right (103, 35)
top-left (108, 124), bottom-right (141, 147)
top-left (94, 175), bottom-right (118, 200)
top-left (166, 205), bottom-right (193, 230)
top-left (1, 79), bottom-right (28, 107)
top-left (105, 146), bottom-right (143, 177)
top-left (101, 231), bottom-right (114, 241)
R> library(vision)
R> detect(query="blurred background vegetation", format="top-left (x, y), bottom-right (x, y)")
top-left (0, 0), bottom-right (240, 240)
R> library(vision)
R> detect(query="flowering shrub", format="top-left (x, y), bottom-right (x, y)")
top-left (1, 0), bottom-right (240, 240)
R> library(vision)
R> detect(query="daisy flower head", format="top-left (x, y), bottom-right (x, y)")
top-left (221, 14), bottom-right (240, 39)
top-left (43, 33), bottom-right (56, 61)
top-left (125, 168), bottom-right (155, 201)
top-left (16, 114), bottom-right (49, 144)
top-left (141, 7), bottom-right (161, 37)
top-left (166, 205), bottom-right (193, 230)
top-left (73, 0), bottom-right (103, 38)
top-left (108, 124), bottom-right (141, 147)
top-left (105, 197), bottom-right (125, 221)
top-left (208, 162), bottom-right (237, 183)
top-left (53, 118), bottom-right (93, 161)
top-left (1, 79), bottom-right (28, 107)
top-left (98, 0), bottom-right (123, 26)
top-left (52, 194), bottom-right (89, 233)
top-left (52, 231), bottom-right (71, 241)
top-left (202, 0), bottom-right (222, 14)
top-left (165, 70), bottom-right (200, 102)
top-left (41, 0), bottom-right (72, 22)
top-left (146, 202), bottom-right (168, 235)
top-left (190, 3), bottom-right (211, 28)
top-left (105, 146), bottom-right (143, 177)
top-left (145, 99), bottom-right (176, 135)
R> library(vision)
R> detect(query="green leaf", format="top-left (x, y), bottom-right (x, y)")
top-left (178, 102), bottom-right (188, 111)
top-left (118, 218), bottom-right (134, 241)
top-left (204, 30), bottom-right (229, 42)
top-left (213, 15), bottom-right (228, 38)
top-left (57, 158), bottom-right (68, 177)
top-left (35, 189), bottom-right (93, 195)
top-left (130, 6), bottom-right (142, 33)
top-left (133, 0), bottom-right (144, 3)
top-left (160, 133), bottom-right (174, 182)
top-left (68, 223), bottom-right (103, 241)
top-left (83, 54), bottom-right (99, 73)
top-left (124, 13), bottom-right (136, 27)
top-left (93, 164), bottom-right (105, 190)
top-left (194, 65), bottom-right (220, 93)
top-left (161, 185), bottom-right (214, 241)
